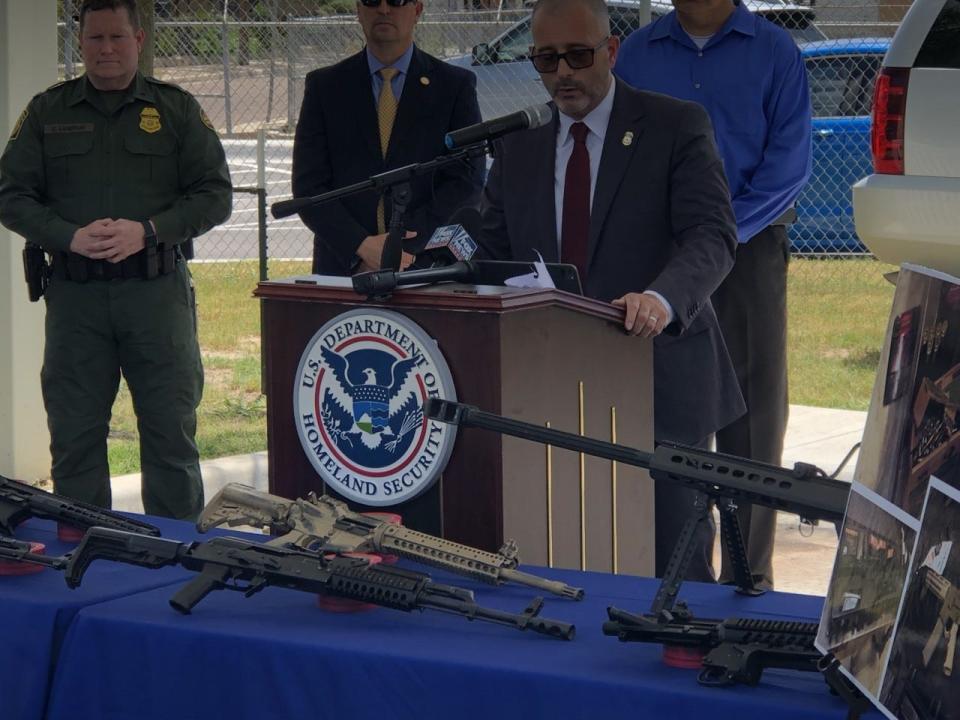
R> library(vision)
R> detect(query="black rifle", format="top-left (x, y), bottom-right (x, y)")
top-left (426, 399), bottom-right (848, 615)
top-left (602, 606), bottom-right (872, 718)
top-left (604, 605), bottom-right (821, 686)
top-left (0, 474), bottom-right (160, 538)
top-left (60, 527), bottom-right (575, 640)
top-left (0, 536), bottom-right (69, 570)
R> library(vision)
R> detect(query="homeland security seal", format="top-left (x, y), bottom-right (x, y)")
top-left (294, 309), bottom-right (457, 506)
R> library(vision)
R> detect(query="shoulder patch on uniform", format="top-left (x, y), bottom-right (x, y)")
top-left (9, 107), bottom-right (28, 141)
top-left (200, 108), bottom-right (216, 132)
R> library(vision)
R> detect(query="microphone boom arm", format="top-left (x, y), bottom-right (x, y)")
top-left (270, 143), bottom-right (489, 220)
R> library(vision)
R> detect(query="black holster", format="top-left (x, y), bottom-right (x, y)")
top-left (22, 243), bottom-right (50, 302)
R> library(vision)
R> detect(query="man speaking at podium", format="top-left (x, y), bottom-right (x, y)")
top-left (292, 0), bottom-right (484, 276)
top-left (478, 0), bottom-right (745, 581)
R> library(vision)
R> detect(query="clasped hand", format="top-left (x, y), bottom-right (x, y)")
top-left (70, 218), bottom-right (147, 263)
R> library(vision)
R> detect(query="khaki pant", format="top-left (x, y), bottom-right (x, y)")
top-left (41, 261), bottom-right (204, 520)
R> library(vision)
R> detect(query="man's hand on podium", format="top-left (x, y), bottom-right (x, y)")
top-left (612, 292), bottom-right (669, 338)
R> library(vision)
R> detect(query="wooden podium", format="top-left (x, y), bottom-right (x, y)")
top-left (255, 278), bottom-right (654, 576)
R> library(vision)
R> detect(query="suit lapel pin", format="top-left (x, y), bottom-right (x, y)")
top-left (622, 131), bottom-right (634, 147)
top-left (420, 76), bottom-right (430, 86)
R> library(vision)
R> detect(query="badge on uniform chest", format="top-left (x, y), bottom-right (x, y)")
top-left (139, 107), bottom-right (161, 134)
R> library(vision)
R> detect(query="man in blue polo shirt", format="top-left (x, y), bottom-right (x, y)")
top-left (615, 0), bottom-right (812, 589)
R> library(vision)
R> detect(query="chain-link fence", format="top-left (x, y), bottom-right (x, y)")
top-left (46, 0), bottom-right (908, 468)
top-left (57, 0), bottom-right (911, 266)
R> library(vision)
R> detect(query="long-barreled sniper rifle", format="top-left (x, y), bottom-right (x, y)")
top-left (425, 399), bottom-right (868, 709)
top-left (0, 474), bottom-right (160, 537)
top-left (4, 526), bottom-right (575, 640)
top-left (426, 398), bottom-right (849, 613)
top-left (199, 483), bottom-right (584, 600)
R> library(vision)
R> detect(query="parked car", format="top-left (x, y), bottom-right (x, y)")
top-left (852, 0), bottom-right (960, 275)
top-left (791, 39), bottom-right (889, 253)
top-left (448, 0), bottom-right (824, 121)
top-left (447, 2), bottom-right (890, 253)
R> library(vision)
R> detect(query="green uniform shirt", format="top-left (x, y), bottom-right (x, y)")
top-left (0, 72), bottom-right (232, 253)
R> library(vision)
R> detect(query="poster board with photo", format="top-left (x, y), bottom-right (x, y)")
top-left (817, 264), bottom-right (960, 719)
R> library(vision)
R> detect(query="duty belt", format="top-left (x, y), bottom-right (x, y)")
top-left (51, 245), bottom-right (180, 282)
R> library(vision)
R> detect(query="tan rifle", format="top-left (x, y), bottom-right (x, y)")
top-left (199, 483), bottom-right (583, 600)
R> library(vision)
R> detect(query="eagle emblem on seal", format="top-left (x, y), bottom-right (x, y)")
top-left (319, 346), bottom-right (423, 455)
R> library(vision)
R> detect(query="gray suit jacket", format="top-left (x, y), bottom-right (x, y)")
top-left (480, 79), bottom-right (745, 444)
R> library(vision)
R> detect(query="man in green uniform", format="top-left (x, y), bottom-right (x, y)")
top-left (0, 0), bottom-right (232, 519)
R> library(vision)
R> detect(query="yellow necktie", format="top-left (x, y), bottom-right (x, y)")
top-left (376, 67), bottom-right (400, 233)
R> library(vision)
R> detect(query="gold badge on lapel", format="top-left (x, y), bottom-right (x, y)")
top-left (621, 131), bottom-right (634, 147)
top-left (139, 107), bottom-right (161, 134)
top-left (420, 76), bottom-right (430, 86)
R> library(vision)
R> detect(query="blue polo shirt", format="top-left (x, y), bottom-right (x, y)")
top-left (615, 3), bottom-right (812, 243)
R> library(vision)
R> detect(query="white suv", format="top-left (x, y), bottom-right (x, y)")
top-left (852, 0), bottom-right (960, 275)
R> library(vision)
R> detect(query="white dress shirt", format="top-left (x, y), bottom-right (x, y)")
top-left (552, 78), bottom-right (674, 323)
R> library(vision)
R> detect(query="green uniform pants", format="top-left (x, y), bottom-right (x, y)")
top-left (41, 261), bottom-right (204, 520)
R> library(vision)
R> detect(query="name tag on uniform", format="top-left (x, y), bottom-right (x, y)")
top-left (44, 123), bottom-right (94, 134)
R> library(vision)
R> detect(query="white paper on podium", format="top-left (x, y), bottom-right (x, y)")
top-left (503, 251), bottom-right (556, 290)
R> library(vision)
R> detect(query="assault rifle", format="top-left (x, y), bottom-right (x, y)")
top-left (0, 474), bottom-right (160, 538)
top-left (199, 483), bottom-right (584, 600)
top-left (604, 606), bottom-right (821, 686)
top-left (0, 536), bottom-right (69, 570)
top-left (53, 527), bottom-right (575, 640)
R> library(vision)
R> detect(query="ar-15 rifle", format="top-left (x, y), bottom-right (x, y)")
top-left (49, 527), bottom-right (575, 640)
top-left (604, 606), bottom-right (821, 686)
top-left (0, 474), bottom-right (160, 538)
top-left (921, 567), bottom-right (959, 676)
top-left (199, 483), bottom-right (584, 601)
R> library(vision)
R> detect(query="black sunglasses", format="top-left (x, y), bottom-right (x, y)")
top-left (529, 38), bottom-right (609, 73)
top-left (359, 0), bottom-right (417, 6)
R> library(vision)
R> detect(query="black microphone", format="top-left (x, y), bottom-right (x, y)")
top-left (352, 261), bottom-right (477, 296)
top-left (444, 104), bottom-right (553, 150)
top-left (410, 207), bottom-right (482, 269)
top-left (352, 260), bottom-right (583, 296)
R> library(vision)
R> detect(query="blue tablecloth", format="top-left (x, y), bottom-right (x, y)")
top-left (45, 556), bottom-right (872, 720)
top-left (0, 516), bottom-right (199, 720)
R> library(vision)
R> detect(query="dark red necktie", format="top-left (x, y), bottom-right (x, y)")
top-left (561, 121), bottom-right (590, 284)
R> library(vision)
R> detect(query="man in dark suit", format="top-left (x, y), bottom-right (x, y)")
top-left (479, 0), bottom-right (745, 581)
top-left (292, 0), bottom-right (483, 275)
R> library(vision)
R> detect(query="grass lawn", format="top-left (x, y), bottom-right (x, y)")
top-left (787, 256), bottom-right (896, 410)
top-left (106, 256), bottom-right (898, 473)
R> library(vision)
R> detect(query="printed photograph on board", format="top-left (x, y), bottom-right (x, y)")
top-left (816, 485), bottom-right (916, 697)
top-left (879, 479), bottom-right (960, 720)
top-left (857, 267), bottom-right (960, 518)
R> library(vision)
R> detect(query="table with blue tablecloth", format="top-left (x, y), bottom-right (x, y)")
top-left (43, 542), bottom-right (874, 720)
top-left (0, 515), bottom-right (203, 720)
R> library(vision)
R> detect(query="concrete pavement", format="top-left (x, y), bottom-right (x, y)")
top-left (111, 404), bottom-right (867, 596)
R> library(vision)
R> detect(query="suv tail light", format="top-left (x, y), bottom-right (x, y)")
top-left (871, 67), bottom-right (910, 175)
